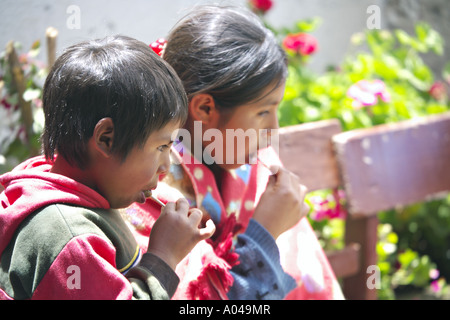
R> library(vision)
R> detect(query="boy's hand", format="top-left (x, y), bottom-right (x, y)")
top-left (147, 198), bottom-right (215, 270)
top-left (253, 166), bottom-right (309, 239)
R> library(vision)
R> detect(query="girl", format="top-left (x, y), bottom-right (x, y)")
top-left (125, 5), bottom-right (343, 300)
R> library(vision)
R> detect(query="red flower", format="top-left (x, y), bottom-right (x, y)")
top-left (428, 81), bottom-right (447, 101)
top-left (283, 33), bottom-right (318, 56)
top-left (249, 0), bottom-right (273, 13)
top-left (149, 38), bottom-right (167, 57)
top-left (1, 98), bottom-right (14, 110)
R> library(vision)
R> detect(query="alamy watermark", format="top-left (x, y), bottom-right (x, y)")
top-left (66, 265), bottom-right (81, 289)
top-left (366, 5), bottom-right (381, 30)
top-left (367, 265), bottom-right (381, 290)
top-left (66, 5), bottom-right (81, 30)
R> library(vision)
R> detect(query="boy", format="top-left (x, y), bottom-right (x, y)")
top-left (0, 35), bottom-right (215, 300)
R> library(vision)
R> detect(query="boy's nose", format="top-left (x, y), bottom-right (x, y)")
top-left (158, 151), bottom-right (172, 175)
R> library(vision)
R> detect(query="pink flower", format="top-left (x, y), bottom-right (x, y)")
top-left (428, 81), bottom-right (447, 101)
top-left (429, 268), bottom-right (440, 280)
top-left (431, 280), bottom-right (442, 293)
top-left (310, 189), bottom-right (346, 221)
top-left (347, 79), bottom-right (391, 109)
top-left (149, 38), bottom-right (167, 57)
top-left (249, 0), bottom-right (273, 13)
top-left (283, 33), bottom-right (318, 56)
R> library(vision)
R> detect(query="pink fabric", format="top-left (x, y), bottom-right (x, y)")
top-left (257, 148), bottom-right (343, 299)
top-left (32, 234), bottom-right (132, 300)
top-left (0, 156), bottom-right (109, 256)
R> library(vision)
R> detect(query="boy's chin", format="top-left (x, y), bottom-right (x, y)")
top-left (107, 197), bottom-right (137, 210)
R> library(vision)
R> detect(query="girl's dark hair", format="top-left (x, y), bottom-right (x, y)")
top-left (41, 35), bottom-right (187, 169)
top-left (163, 5), bottom-right (287, 110)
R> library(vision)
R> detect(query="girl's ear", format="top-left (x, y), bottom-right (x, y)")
top-left (188, 93), bottom-right (219, 126)
top-left (93, 117), bottom-right (115, 158)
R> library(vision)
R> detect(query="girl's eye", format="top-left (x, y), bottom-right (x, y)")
top-left (258, 110), bottom-right (270, 117)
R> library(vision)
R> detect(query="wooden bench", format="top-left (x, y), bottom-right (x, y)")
top-left (278, 112), bottom-right (450, 299)
top-left (278, 119), bottom-right (361, 284)
top-left (333, 112), bottom-right (450, 299)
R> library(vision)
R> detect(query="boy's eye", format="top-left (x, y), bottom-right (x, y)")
top-left (257, 110), bottom-right (270, 116)
top-left (157, 140), bottom-right (174, 152)
top-left (157, 145), bottom-right (169, 152)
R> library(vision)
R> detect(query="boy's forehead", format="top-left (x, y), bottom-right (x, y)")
top-left (149, 121), bottom-right (181, 142)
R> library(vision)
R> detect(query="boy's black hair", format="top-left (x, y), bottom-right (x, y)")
top-left (41, 35), bottom-right (187, 169)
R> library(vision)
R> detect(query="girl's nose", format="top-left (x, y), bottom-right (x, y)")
top-left (269, 113), bottom-right (280, 130)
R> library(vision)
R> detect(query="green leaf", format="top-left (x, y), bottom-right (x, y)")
top-left (395, 29), bottom-right (427, 52)
top-left (304, 105), bottom-right (320, 120)
top-left (443, 62), bottom-right (450, 84)
top-left (416, 22), bottom-right (444, 55)
top-left (398, 249), bottom-right (417, 267)
top-left (374, 54), bottom-right (401, 79)
top-left (296, 17), bottom-right (322, 32)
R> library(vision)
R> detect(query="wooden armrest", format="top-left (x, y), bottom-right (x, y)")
top-left (326, 243), bottom-right (361, 278)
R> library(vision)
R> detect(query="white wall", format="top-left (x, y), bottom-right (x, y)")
top-left (0, 0), bottom-right (387, 73)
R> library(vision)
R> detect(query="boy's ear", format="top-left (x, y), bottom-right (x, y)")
top-left (93, 118), bottom-right (115, 158)
top-left (188, 93), bottom-right (219, 126)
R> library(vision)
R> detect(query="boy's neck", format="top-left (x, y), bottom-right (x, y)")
top-left (50, 156), bottom-right (96, 191)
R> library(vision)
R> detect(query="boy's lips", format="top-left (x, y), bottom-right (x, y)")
top-left (137, 185), bottom-right (157, 204)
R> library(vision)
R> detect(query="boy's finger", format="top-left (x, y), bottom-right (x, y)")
top-left (175, 198), bottom-right (189, 212)
top-left (162, 201), bottom-right (175, 214)
top-left (188, 208), bottom-right (203, 223)
top-left (198, 219), bottom-right (216, 240)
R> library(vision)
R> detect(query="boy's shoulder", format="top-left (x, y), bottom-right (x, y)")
top-left (1, 204), bottom-right (137, 299)
top-left (4, 204), bottom-right (119, 265)
top-left (7, 203), bottom-right (135, 262)
top-left (20, 203), bottom-right (114, 242)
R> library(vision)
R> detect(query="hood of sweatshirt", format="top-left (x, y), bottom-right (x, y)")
top-left (0, 156), bottom-right (110, 256)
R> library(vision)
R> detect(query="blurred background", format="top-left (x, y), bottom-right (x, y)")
top-left (1, 0), bottom-right (449, 74)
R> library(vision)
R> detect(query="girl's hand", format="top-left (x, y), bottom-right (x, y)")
top-left (253, 166), bottom-right (309, 239)
top-left (147, 198), bottom-right (215, 270)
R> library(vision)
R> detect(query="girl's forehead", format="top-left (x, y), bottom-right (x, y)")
top-left (244, 82), bottom-right (286, 107)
